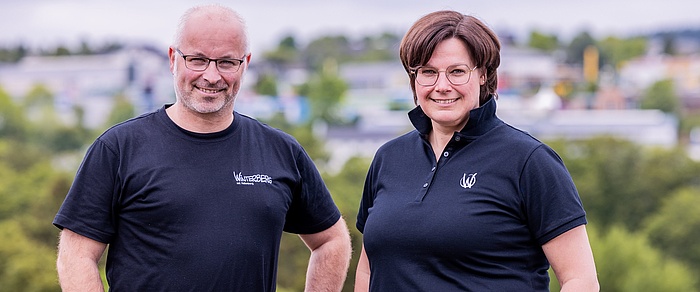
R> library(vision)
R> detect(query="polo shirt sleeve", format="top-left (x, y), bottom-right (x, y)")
top-left (53, 138), bottom-right (119, 244)
top-left (356, 156), bottom-right (381, 234)
top-left (521, 144), bottom-right (587, 245)
top-left (283, 146), bottom-right (341, 234)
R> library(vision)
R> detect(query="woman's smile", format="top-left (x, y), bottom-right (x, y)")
top-left (430, 97), bottom-right (460, 104)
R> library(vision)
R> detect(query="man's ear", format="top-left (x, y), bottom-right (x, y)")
top-left (168, 47), bottom-right (176, 75)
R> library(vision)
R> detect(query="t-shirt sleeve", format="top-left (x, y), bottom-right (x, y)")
top-left (521, 144), bottom-right (587, 245)
top-left (355, 162), bottom-right (376, 234)
top-left (53, 138), bottom-right (119, 244)
top-left (283, 146), bottom-right (341, 234)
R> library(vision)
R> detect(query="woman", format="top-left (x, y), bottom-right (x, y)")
top-left (355, 10), bottom-right (599, 291)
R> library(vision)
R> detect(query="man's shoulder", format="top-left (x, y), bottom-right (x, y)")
top-left (95, 110), bottom-right (164, 147)
top-left (234, 112), bottom-right (299, 144)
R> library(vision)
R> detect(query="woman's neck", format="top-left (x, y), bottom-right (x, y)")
top-left (429, 127), bottom-right (454, 161)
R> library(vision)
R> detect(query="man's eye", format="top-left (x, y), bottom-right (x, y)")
top-left (218, 60), bottom-right (237, 68)
top-left (188, 57), bottom-right (208, 65)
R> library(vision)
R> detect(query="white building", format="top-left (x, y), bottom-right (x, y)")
top-left (0, 46), bottom-right (174, 128)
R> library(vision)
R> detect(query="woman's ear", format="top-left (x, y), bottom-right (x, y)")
top-left (480, 74), bottom-right (486, 85)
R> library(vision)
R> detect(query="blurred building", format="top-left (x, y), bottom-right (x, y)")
top-left (618, 54), bottom-right (700, 112)
top-left (498, 47), bottom-right (560, 95)
top-left (499, 108), bottom-right (678, 148)
top-left (0, 45), bottom-right (173, 128)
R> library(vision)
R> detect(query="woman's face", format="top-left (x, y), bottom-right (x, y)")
top-left (415, 38), bottom-right (482, 133)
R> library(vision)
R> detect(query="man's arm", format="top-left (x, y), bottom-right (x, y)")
top-left (57, 228), bottom-right (108, 292)
top-left (543, 225), bottom-right (600, 292)
top-left (299, 217), bottom-right (352, 292)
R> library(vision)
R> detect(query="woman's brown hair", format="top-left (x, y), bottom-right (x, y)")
top-left (399, 10), bottom-right (501, 105)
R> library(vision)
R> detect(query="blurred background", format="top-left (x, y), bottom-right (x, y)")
top-left (2, 0), bottom-right (700, 291)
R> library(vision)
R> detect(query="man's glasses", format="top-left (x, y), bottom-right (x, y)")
top-left (411, 64), bottom-right (478, 86)
top-left (175, 48), bottom-right (246, 73)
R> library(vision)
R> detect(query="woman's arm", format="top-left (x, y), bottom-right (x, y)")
top-left (354, 244), bottom-right (370, 292)
top-left (542, 225), bottom-right (600, 291)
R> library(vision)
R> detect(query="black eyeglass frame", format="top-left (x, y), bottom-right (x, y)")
top-left (175, 48), bottom-right (247, 73)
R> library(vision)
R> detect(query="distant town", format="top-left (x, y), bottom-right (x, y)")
top-left (2, 28), bottom-right (700, 168)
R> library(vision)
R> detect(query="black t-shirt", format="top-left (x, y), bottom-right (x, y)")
top-left (357, 98), bottom-right (587, 291)
top-left (54, 105), bottom-right (340, 291)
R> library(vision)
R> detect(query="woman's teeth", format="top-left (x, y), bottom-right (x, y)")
top-left (433, 98), bottom-right (457, 104)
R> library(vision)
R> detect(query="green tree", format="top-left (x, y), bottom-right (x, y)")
top-left (679, 112), bottom-right (700, 139)
top-left (565, 31), bottom-right (596, 64)
top-left (302, 35), bottom-right (351, 71)
top-left (297, 62), bottom-right (348, 124)
top-left (254, 73), bottom-right (279, 97)
top-left (261, 114), bottom-right (330, 164)
top-left (640, 79), bottom-right (680, 115)
top-left (105, 92), bottom-right (136, 128)
top-left (263, 35), bottom-right (300, 66)
top-left (78, 40), bottom-right (93, 55)
top-left (54, 45), bottom-right (71, 56)
top-left (0, 140), bottom-right (66, 291)
top-left (276, 233), bottom-right (313, 291)
top-left (19, 84), bottom-right (91, 152)
top-left (0, 44), bottom-right (27, 63)
top-left (527, 30), bottom-right (559, 52)
top-left (0, 86), bottom-right (30, 140)
top-left (588, 225), bottom-right (697, 291)
top-left (0, 140), bottom-right (63, 226)
top-left (354, 32), bottom-right (400, 62)
top-left (549, 137), bottom-right (699, 231)
top-left (22, 83), bottom-right (55, 113)
top-left (598, 36), bottom-right (647, 70)
top-left (644, 187), bottom-right (700, 275)
top-left (0, 220), bottom-right (60, 292)
top-left (661, 33), bottom-right (677, 55)
top-left (45, 125), bottom-right (91, 152)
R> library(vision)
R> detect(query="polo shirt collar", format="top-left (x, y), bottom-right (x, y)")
top-left (408, 95), bottom-right (500, 137)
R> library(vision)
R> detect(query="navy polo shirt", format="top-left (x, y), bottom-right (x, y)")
top-left (54, 105), bottom-right (341, 291)
top-left (357, 98), bottom-right (587, 291)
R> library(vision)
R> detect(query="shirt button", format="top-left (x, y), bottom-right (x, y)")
top-left (422, 182), bottom-right (429, 188)
top-left (443, 152), bottom-right (449, 157)
top-left (455, 136), bottom-right (461, 142)
top-left (431, 166), bottom-right (436, 172)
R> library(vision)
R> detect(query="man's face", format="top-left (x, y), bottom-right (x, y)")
top-left (169, 13), bottom-right (250, 116)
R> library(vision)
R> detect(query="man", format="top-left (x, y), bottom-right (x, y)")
top-left (54, 4), bottom-right (351, 291)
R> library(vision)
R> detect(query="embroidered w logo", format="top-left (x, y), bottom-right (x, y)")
top-left (460, 173), bottom-right (477, 189)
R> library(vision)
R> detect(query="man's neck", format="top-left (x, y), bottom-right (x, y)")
top-left (165, 103), bottom-right (234, 133)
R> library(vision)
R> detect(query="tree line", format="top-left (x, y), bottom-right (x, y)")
top-left (1, 27), bottom-right (697, 66)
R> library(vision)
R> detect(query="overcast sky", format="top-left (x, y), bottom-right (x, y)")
top-left (1, 0), bottom-right (698, 53)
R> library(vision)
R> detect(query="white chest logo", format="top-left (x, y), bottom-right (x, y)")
top-left (233, 171), bottom-right (273, 185)
top-left (460, 173), bottom-right (477, 189)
